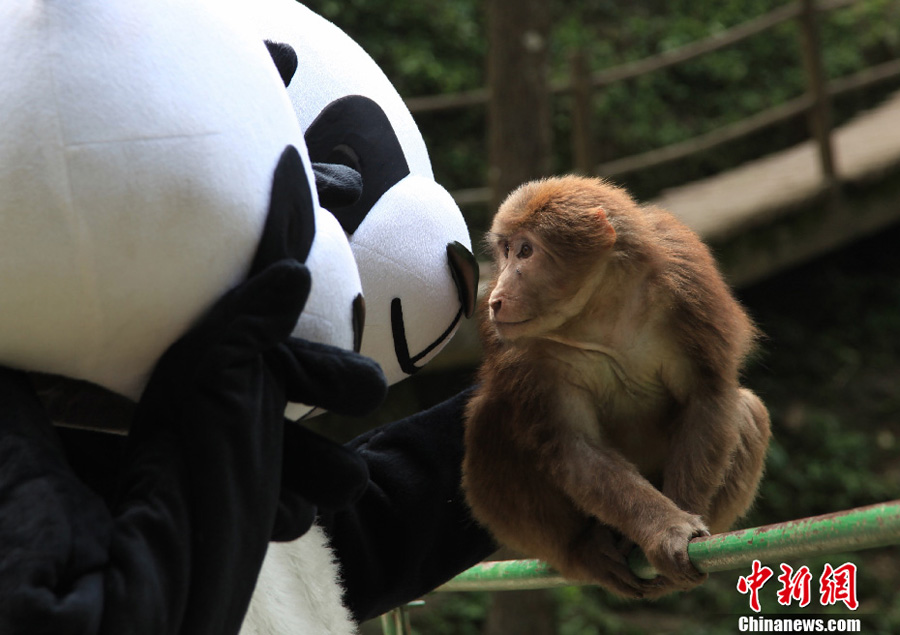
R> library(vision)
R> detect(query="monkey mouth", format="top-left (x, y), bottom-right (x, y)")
top-left (492, 317), bottom-right (533, 327)
top-left (491, 318), bottom-right (536, 341)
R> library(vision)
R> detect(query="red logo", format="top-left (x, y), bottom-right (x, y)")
top-left (736, 560), bottom-right (774, 613)
top-left (819, 563), bottom-right (859, 610)
top-left (736, 560), bottom-right (859, 612)
top-left (776, 563), bottom-right (812, 607)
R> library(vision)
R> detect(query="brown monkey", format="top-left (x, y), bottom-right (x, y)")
top-left (462, 176), bottom-right (770, 599)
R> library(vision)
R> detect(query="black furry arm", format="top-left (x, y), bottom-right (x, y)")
top-left (0, 261), bottom-right (312, 635)
top-left (319, 388), bottom-right (497, 623)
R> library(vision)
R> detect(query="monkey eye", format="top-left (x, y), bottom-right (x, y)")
top-left (518, 243), bottom-right (533, 259)
top-left (502, 241), bottom-right (510, 258)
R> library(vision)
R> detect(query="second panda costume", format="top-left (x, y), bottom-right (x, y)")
top-left (243, 3), bottom-right (492, 633)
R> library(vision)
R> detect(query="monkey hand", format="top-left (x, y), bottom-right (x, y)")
top-left (640, 512), bottom-right (709, 592)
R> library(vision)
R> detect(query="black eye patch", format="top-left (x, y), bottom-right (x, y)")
top-left (304, 96), bottom-right (410, 235)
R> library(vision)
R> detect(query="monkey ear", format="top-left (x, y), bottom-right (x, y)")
top-left (594, 208), bottom-right (617, 248)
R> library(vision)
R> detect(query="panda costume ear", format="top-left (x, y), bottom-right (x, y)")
top-left (263, 38), bottom-right (365, 211)
top-left (249, 145), bottom-right (316, 276)
top-left (264, 40), bottom-right (298, 87)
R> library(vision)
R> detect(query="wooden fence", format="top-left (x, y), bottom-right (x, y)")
top-left (403, 0), bottom-right (900, 208)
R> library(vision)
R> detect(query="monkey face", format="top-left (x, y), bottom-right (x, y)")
top-left (485, 176), bottom-right (626, 344)
top-left (487, 230), bottom-right (578, 341)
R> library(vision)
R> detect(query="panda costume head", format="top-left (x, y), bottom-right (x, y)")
top-left (0, 0), bottom-right (365, 424)
top-left (249, 0), bottom-right (479, 387)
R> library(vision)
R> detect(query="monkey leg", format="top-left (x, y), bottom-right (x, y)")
top-left (705, 388), bottom-right (771, 534)
top-left (662, 386), bottom-right (771, 526)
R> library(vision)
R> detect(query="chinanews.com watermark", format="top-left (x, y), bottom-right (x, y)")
top-left (738, 616), bottom-right (862, 632)
top-left (732, 559), bottom-right (863, 633)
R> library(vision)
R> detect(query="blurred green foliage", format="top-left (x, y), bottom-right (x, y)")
top-left (304, 0), bottom-right (900, 216)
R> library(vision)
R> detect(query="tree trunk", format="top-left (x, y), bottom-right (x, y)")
top-left (484, 3), bottom-right (556, 632)
top-left (487, 0), bottom-right (553, 211)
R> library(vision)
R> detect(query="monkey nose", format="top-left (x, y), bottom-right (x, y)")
top-left (447, 241), bottom-right (479, 319)
top-left (352, 293), bottom-right (365, 353)
top-left (490, 298), bottom-right (502, 315)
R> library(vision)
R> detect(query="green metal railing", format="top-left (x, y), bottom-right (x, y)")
top-left (380, 500), bottom-right (900, 634)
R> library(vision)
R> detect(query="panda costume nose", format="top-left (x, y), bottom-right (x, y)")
top-left (447, 241), bottom-right (478, 319)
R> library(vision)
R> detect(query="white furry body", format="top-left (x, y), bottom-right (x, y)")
top-left (241, 525), bottom-right (357, 635)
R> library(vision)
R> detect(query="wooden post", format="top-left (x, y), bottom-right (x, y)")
top-left (486, 0), bottom-right (553, 211)
top-left (570, 49), bottom-right (594, 175)
top-left (485, 0), bottom-right (556, 624)
top-left (798, 0), bottom-right (839, 196)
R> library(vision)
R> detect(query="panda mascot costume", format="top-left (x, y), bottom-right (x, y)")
top-left (0, 0), bottom-right (494, 633)
top-left (236, 3), bottom-right (490, 633)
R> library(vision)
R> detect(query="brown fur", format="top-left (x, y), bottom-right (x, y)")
top-left (462, 176), bottom-right (771, 599)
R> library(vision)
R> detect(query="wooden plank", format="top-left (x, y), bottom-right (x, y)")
top-left (655, 91), bottom-right (900, 241)
top-left (452, 65), bottom-right (900, 208)
top-left (717, 164), bottom-right (900, 288)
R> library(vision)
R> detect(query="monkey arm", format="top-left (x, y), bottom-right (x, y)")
top-left (528, 384), bottom-right (677, 539)
top-left (550, 435), bottom-right (708, 587)
top-left (537, 387), bottom-right (708, 588)
top-left (548, 433), bottom-right (689, 545)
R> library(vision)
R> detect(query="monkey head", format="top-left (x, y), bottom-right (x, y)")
top-left (486, 177), bottom-right (620, 342)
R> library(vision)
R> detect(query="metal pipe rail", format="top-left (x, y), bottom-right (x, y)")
top-left (381, 501), bottom-right (900, 633)
top-left (438, 500), bottom-right (900, 591)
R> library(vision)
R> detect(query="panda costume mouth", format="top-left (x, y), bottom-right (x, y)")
top-left (391, 298), bottom-right (460, 375)
top-left (391, 241), bottom-right (478, 375)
